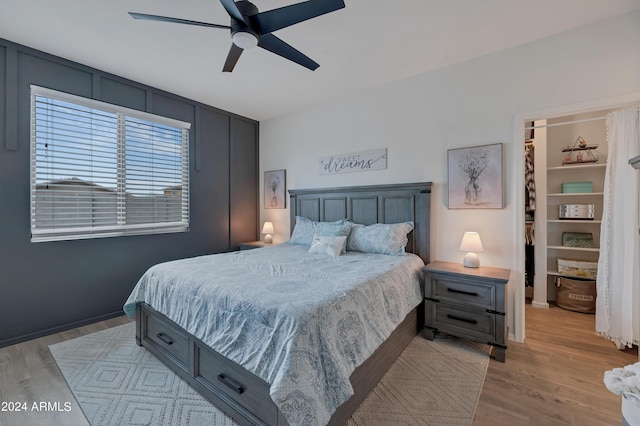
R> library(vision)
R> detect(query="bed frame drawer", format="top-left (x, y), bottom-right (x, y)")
top-left (195, 344), bottom-right (277, 425)
top-left (137, 304), bottom-right (285, 426)
top-left (141, 309), bottom-right (190, 372)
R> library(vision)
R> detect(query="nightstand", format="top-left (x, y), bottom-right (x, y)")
top-left (422, 261), bottom-right (510, 362)
top-left (239, 240), bottom-right (273, 250)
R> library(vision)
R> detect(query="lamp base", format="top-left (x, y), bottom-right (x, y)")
top-left (264, 234), bottom-right (273, 244)
top-left (463, 252), bottom-right (479, 268)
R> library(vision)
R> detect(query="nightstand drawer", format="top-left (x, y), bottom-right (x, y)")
top-left (427, 303), bottom-right (496, 343)
top-left (428, 275), bottom-right (496, 311)
top-left (422, 261), bottom-right (510, 361)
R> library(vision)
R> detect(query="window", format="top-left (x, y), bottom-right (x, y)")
top-left (30, 86), bottom-right (190, 242)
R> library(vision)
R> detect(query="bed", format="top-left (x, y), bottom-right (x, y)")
top-left (124, 182), bottom-right (432, 426)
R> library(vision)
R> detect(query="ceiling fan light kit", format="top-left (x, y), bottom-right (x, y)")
top-left (130, 0), bottom-right (345, 72)
top-left (232, 32), bottom-right (258, 49)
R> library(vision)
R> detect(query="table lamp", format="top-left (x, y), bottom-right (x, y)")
top-left (262, 222), bottom-right (275, 243)
top-left (460, 231), bottom-right (484, 268)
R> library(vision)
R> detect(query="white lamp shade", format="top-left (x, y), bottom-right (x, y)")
top-left (460, 232), bottom-right (483, 268)
top-left (459, 232), bottom-right (484, 252)
top-left (261, 222), bottom-right (275, 234)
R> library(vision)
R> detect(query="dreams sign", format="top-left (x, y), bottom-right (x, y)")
top-left (319, 148), bottom-right (387, 175)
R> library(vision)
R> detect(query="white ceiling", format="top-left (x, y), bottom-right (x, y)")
top-left (1, 0), bottom-right (639, 121)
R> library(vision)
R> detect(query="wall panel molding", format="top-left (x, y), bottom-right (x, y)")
top-left (0, 45), bottom-right (5, 151)
top-left (92, 73), bottom-right (101, 100)
top-left (194, 106), bottom-right (201, 172)
top-left (146, 89), bottom-right (152, 113)
top-left (0, 36), bottom-right (259, 347)
top-left (4, 46), bottom-right (17, 151)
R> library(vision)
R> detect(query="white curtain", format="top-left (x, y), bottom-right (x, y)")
top-left (596, 106), bottom-right (640, 348)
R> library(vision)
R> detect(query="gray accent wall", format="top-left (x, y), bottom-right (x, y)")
top-left (0, 38), bottom-right (259, 347)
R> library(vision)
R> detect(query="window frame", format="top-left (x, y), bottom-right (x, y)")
top-left (30, 85), bottom-right (191, 243)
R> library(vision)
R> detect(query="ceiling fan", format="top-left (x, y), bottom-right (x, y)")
top-left (129, 0), bottom-right (345, 72)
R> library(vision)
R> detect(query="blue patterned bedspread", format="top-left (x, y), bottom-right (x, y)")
top-left (123, 243), bottom-right (423, 426)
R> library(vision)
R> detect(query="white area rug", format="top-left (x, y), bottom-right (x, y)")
top-left (49, 322), bottom-right (489, 426)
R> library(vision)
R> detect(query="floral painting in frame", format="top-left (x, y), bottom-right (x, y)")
top-left (264, 169), bottom-right (286, 209)
top-left (448, 143), bottom-right (503, 209)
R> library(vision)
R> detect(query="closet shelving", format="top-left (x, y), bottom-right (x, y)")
top-left (528, 112), bottom-right (613, 305)
top-left (546, 162), bottom-right (606, 277)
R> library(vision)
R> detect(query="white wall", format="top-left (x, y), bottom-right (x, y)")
top-left (259, 11), bottom-right (640, 336)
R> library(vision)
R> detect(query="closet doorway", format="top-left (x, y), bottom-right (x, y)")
top-left (525, 109), bottom-right (611, 309)
top-left (512, 92), bottom-right (640, 343)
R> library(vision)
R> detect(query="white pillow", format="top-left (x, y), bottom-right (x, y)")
top-left (345, 221), bottom-right (414, 256)
top-left (290, 216), bottom-right (352, 246)
top-left (308, 235), bottom-right (347, 257)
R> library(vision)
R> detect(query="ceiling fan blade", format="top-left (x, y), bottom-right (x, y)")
top-left (129, 12), bottom-right (230, 29)
top-left (219, 0), bottom-right (247, 24)
top-left (223, 43), bottom-right (244, 72)
top-left (258, 34), bottom-right (319, 71)
top-left (252, 0), bottom-right (345, 34)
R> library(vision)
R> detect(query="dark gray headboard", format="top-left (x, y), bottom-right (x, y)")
top-left (288, 182), bottom-right (432, 264)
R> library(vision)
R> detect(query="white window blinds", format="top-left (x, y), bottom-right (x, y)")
top-left (30, 86), bottom-right (190, 242)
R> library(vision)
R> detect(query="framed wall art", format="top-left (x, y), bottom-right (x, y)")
top-left (448, 143), bottom-right (503, 209)
top-left (264, 169), bottom-right (286, 209)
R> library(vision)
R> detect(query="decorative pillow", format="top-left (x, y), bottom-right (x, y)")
top-left (289, 216), bottom-right (352, 247)
top-left (346, 221), bottom-right (414, 256)
top-left (308, 235), bottom-right (347, 257)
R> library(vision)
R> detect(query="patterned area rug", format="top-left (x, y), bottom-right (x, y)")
top-left (347, 335), bottom-right (490, 426)
top-left (49, 323), bottom-right (489, 426)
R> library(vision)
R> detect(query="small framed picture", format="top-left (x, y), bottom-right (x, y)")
top-left (448, 143), bottom-right (503, 209)
top-left (264, 169), bottom-right (286, 209)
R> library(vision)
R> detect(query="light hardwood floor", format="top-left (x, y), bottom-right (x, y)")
top-left (0, 315), bottom-right (132, 426)
top-left (0, 303), bottom-right (636, 426)
top-left (474, 302), bottom-right (637, 425)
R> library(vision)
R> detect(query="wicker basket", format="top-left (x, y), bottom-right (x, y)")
top-left (555, 276), bottom-right (596, 314)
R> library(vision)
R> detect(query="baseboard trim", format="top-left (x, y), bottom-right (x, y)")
top-left (0, 310), bottom-right (124, 348)
top-left (532, 301), bottom-right (550, 309)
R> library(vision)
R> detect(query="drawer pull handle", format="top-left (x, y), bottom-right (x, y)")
top-left (217, 374), bottom-right (245, 395)
top-left (447, 314), bottom-right (477, 325)
top-left (156, 332), bottom-right (174, 345)
top-left (447, 288), bottom-right (478, 297)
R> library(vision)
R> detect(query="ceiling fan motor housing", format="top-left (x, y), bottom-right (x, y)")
top-left (230, 0), bottom-right (260, 45)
